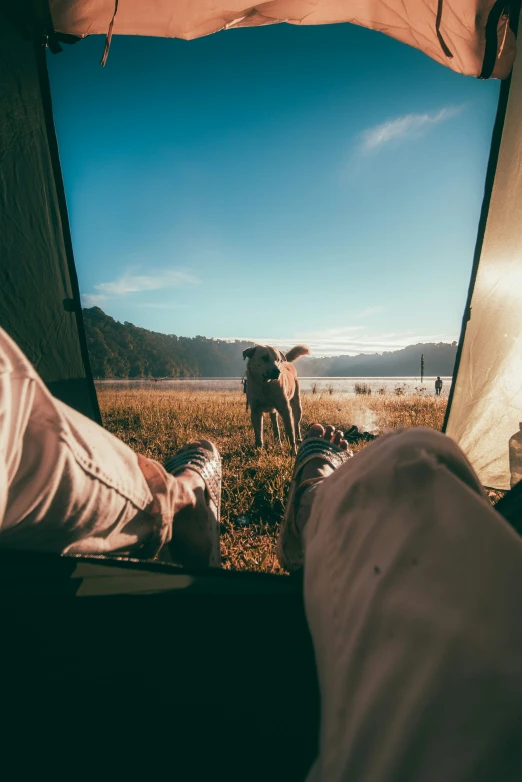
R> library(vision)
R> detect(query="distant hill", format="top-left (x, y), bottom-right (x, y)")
top-left (297, 342), bottom-right (457, 377)
top-left (82, 308), bottom-right (457, 378)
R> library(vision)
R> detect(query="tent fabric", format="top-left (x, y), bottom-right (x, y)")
top-left (0, 11), bottom-right (100, 421)
top-left (49, 0), bottom-right (516, 79)
top-left (445, 45), bottom-right (522, 490)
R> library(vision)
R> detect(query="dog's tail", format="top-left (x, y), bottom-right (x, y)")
top-left (285, 344), bottom-right (311, 363)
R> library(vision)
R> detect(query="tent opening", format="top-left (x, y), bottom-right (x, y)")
top-left (42, 20), bottom-right (507, 571)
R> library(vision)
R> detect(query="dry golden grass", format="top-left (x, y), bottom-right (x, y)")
top-left (97, 386), bottom-right (448, 573)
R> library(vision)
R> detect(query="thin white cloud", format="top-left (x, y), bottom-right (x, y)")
top-left (360, 106), bottom-right (462, 153)
top-left (94, 269), bottom-right (199, 296)
top-left (81, 293), bottom-right (108, 307)
top-left (81, 267), bottom-right (199, 308)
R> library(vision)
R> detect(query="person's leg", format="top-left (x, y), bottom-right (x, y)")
top-left (0, 327), bottom-right (218, 563)
top-left (284, 425), bottom-right (522, 781)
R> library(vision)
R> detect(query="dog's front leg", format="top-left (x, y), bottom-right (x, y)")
top-left (270, 412), bottom-right (281, 446)
top-left (290, 390), bottom-right (303, 444)
top-left (280, 405), bottom-right (296, 455)
top-left (251, 408), bottom-right (264, 448)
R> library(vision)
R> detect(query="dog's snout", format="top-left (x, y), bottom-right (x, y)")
top-left (271, 367), bottom-right (281, 379)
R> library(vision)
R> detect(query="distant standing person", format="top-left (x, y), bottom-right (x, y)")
top-left (435, 376), bottom-right (443, 396)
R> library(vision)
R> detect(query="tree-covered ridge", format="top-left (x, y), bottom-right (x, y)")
top-left (83, 307), bottom-right (252, 378)
top-left (83, 308), bottom-right (458, 378)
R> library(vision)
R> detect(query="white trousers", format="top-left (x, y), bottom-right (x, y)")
top-left (1, 327), bottom-right (521, 780)
top-left (305, 428), bottom-right (522, 781)
top-left (0, 327), bottom-right (178, 557)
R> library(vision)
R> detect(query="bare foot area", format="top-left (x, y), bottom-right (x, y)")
top-left (299, 423), bottom-right (350, 478)
top-left (294, 424), bottom-right (350, 534)
top-left (277, 423), bottom-right (352, 572)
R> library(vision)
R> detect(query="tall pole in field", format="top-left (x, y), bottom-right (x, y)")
top-left (421, 353), bottom-right (424, 384)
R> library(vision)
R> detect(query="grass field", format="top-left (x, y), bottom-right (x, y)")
top-left (97, 386), bottom-right (451, 573)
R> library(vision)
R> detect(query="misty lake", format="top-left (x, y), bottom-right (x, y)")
top-left (96, 376), bottom-right (452, 396)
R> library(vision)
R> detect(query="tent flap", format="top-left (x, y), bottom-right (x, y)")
top-left (49, 0), bottom-right (517, 78)
top-left (445, 44), bottom-right (522, 490)
top-left (0, 11), bottom-right (101, 421)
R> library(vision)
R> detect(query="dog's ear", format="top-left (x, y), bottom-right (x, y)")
top-left (243, 346), bottom-right (257, 360)
top-left (278, 349), bottom-right (287, 362)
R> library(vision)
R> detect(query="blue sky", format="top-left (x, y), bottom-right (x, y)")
top-left (47, 23), bottom-right (500, 356)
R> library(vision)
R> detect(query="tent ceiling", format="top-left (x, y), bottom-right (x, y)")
top-left (49, 0), bottom-right (516, 79)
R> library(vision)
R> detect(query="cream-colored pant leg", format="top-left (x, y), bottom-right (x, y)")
top-left (305, 428), bottom-right (522, 782)
top-left (0, 327), bottom-right (173, 556)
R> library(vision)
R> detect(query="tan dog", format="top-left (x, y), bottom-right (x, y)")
top-left (242, 344), bottom-right (311, 454)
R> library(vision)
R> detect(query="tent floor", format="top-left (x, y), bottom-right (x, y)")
top-left (2, 495), bottom-right (519, 778)
top-left (1, 551), bottom-right (319, 779)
